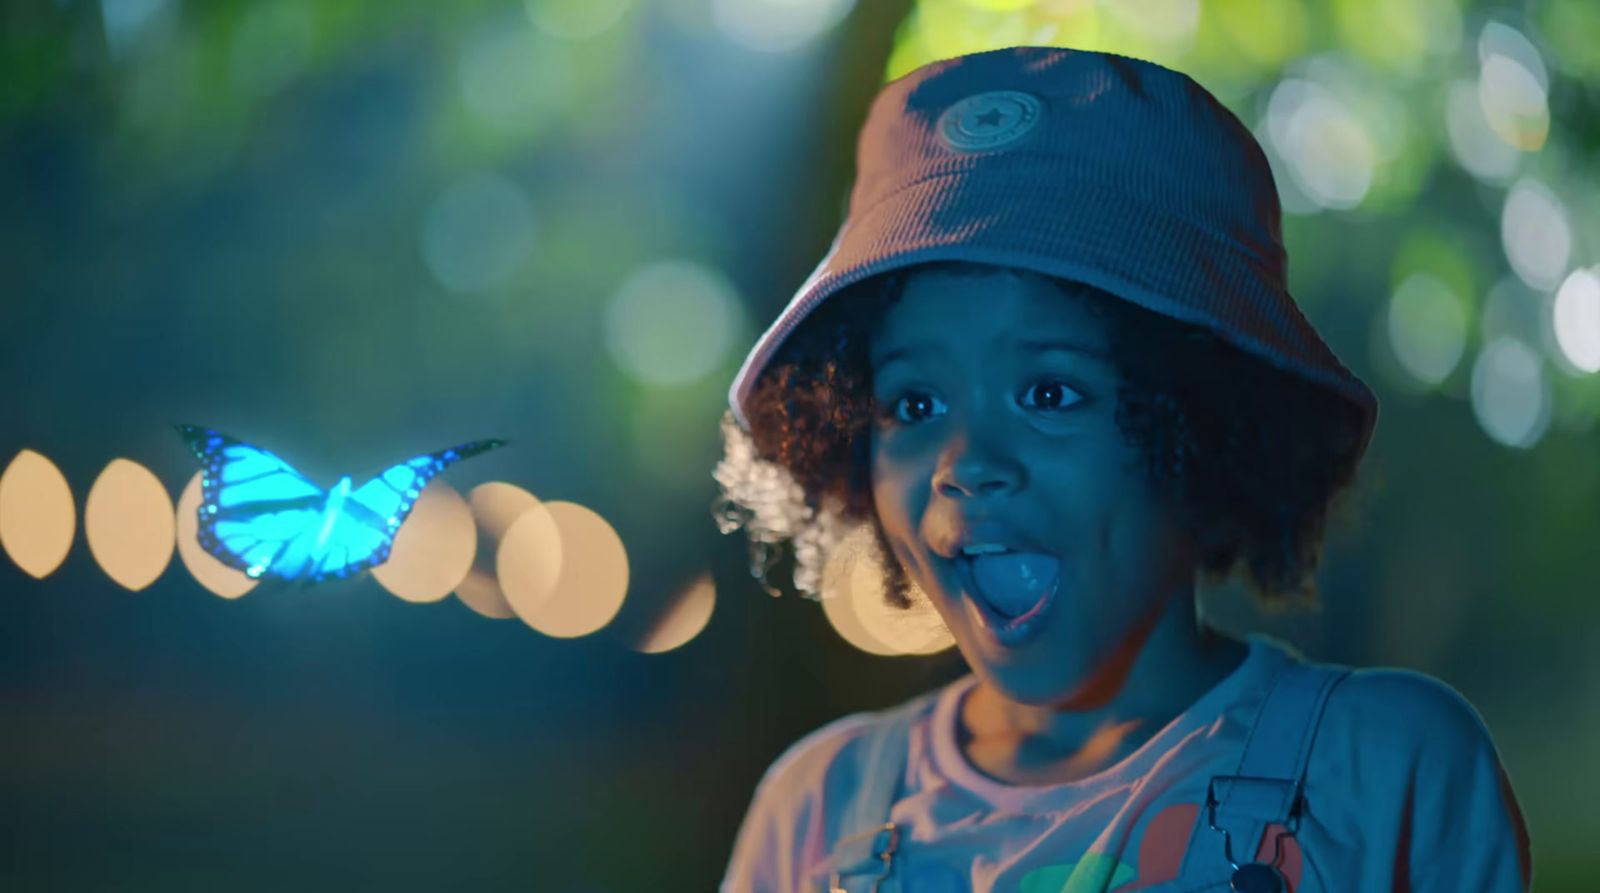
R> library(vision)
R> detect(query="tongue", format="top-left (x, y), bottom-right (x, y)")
top-left (970, 553), bottom-right (1059, 618)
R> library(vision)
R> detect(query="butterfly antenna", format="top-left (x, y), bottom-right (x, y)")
top-left (437, 438), bottom-right (508, 463)
top-left (173, 423), bottom-right (215, 460)
top-left (473, 437), bottom-right (509, 454)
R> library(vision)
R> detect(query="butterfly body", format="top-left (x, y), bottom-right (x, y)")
top-left (177, 425), bottom-right (504, 584)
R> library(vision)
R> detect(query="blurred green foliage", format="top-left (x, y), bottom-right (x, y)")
top-left (0, 1), bottom-right (1596, 890)
top-left (888, 0), bottom-right (1600, 443)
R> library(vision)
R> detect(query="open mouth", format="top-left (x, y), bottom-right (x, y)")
top-left (953, 551), bottom-right (1060, 646)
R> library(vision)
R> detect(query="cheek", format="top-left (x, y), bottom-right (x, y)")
top-left (868, 461), bottom-right (915, 543)
top-left (868, 437), bottom-right (932, 564)
top-left (1096, 468), bottom-right (1190, 591)
top-left (867, 430), bottom-right (903, 508)
top-left (1034, 445), bottom-right (1177, 578)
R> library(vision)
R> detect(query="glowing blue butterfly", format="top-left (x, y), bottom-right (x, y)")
top-left (176, 424), bottom-right (505, 584)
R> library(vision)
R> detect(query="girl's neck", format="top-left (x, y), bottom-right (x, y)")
top-left (957, 599), bottom-right (1248, 787)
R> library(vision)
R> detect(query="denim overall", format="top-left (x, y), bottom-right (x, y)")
top-left (815, 660), bottom-right (1352, 893)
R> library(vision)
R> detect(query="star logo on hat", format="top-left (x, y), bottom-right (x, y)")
top-left (975, 107), bottom-right (1007, 128)
top-left (936, 90), bottom-right (1043, 153)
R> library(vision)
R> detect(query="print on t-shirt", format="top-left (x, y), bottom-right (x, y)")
top-left (1008, 802), bottom-right (1304, 892)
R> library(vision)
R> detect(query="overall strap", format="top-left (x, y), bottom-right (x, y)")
top-left (816, 689), bottom-right (940, 893)
top-left (819, 660), bottom-right (1352, 892)
top-left (1172, 660), bottom-right (1353, 890)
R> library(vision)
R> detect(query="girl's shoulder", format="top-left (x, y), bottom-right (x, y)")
top-left (751, 686), bottom-right (947, 812)
top-left (1317, 662), bottom-right (1505, 761)
top-left (1306, 661), bottom-right (1533, 887)
top-left (1249, 632), bottom-right (1500, 761)
top-left (722, 687), bottom-right (951, 891)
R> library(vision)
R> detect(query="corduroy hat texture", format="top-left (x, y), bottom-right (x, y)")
top-left (727, 45), bottom-right (1378, 459)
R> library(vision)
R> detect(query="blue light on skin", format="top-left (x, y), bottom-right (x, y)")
top-left (867, 263), bottom-right (1250, 787)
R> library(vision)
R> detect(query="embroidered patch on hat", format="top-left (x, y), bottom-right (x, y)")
top-left (935, 90), bottom-right (1043, 152)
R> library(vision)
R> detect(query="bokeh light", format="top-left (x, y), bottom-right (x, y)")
top-left (1471, 336), bottom-right (1551, 449)
top-left (634, 570), bottom-right (716, 654)
top-left (1209, 0), bottom-right (1308, 69)
top-left (1552, 267), bottom-right (1600, 374)
top-left (421, 172), bottom-right (537, 295)
top-left (1331, 0), bottom-right (1461, 77)
top-left (453, 481), bottom-right (535, 619)
top-left (1477, 21), bottom-right (1549, 152)
top-left (504, 500), bottom-right (628, 638)
top-left (1386, 273), bottom-right (1470, 387)
top-left (174, 472), bottom-right (256, 599)
top-left (494, 496), bottom-right (564, 624)
top-left (525, 0), bottom-right (632, 41)
top-left (1253, 120), bottom-right (1319, 217)
top-left (851, 558), bottom-right (954, 656)
top-left (1480, 276), bottom-right (1549, 354)
top-left (821, 525), bottom-right (953, 656)
top-left (711, 0), bottom-right (856, 53)
top-left (886, 0), bottom-right (1089, 82)
top-left (372, 482), bottom-right (477, 604)
top-left (1444, 78), bottom-right (1520, 183)
top-left (456, 18), bottom-right (576, 138)
top-left (603, 259), bottom-right (745, 387)
top-left (1500, 178), bottom-right (1572, 291)
top-left (0, 450), bottom-right (76, 580)
top-left (100, 0), bottom-right (174, 61)
top-left (961, 0), bottom-right (1036, 10)
top-left (1264, 72), bottom-right (1377, 211)
top-left (820, 538), bottom-right (899, 656)
top-left (1, 0), bottom-right (1595, 884)
top-left (84, 458), bottom-right (174, 592)
top-left (1389, 226), bottom-right (1481, 319)
top-left (2, 0), bottom-right (1597, 888)
top-left (1103, 0), bottom-right (1201, 48)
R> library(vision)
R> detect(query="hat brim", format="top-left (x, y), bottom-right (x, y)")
top-left (728, 170), bottom-right (1378, 460)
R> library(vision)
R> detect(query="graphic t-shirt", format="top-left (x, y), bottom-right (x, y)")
top-left (721, 634), bottom-right (1532, 892)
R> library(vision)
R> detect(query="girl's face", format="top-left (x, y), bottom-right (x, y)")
top-left (868, 265), bottom-right (1198, 706)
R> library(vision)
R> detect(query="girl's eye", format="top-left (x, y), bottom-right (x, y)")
top-left (1020, 378), bottom-right (1082, 411)
top-left (885, 391), bottom-right (946, 424)
top-left (882, 380), bottom-right (1079, 424)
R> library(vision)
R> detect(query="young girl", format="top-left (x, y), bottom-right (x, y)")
top-left (712, 47), bottom-right (1532, 892)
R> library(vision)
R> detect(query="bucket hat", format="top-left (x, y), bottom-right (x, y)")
top-left (727, 46), bottom-right (1378, 457)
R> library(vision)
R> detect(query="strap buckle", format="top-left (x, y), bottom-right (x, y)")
top-left (827, 821), bottom-right (899, 893)
top-left (1204, 775), bottom-right (1300, 891)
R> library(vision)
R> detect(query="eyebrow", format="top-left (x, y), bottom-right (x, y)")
top-left (874, 338), bottom-right (1109, 367)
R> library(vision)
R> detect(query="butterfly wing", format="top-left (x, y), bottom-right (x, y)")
top-left (307, 438), bottom-right (508, 581)
top-left (176, 424), bottom-right (328, 580)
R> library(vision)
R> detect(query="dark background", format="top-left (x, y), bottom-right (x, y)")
top-left (2, 0), bottom-right (1596, 890)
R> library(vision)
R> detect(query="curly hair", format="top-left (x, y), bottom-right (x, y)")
top-left (713, 261), bottom-right (1370, 614)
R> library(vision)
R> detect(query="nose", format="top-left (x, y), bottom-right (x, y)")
top-left (932, 427), bottom-right (1024, 500)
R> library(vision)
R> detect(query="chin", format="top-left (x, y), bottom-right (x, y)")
top-left (961, 640), bottom-right (1105, 706)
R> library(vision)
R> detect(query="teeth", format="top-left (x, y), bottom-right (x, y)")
top-left (960, 544), bottom-right (1011, 556)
